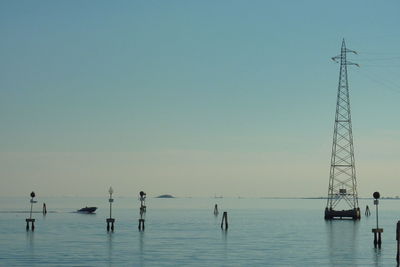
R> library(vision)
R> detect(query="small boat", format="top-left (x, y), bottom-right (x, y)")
top-left (77, 207), bottom-right (97, 213)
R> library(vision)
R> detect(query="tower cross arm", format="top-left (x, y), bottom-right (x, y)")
top-left (331, 56), bottom-right (359, 67)
top-left (345, 48), bottom-right (358, 54)
top-left (331, 55), bottom-right (341, 62)
top-left (346, 61), bottom-right (360, 67)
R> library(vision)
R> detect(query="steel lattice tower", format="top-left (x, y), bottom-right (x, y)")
top-left (325, 39), bottom-right (360, 220)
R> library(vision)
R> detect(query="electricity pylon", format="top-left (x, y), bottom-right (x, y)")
top-left (325, 39), bottom-right (361, 220)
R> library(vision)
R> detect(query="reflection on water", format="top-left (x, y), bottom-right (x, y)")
top-left (373, 247), bottom-right (382, 267)
top-left (221, 229), bottom-right (228, 242)
top-left (107, 232), bottom-right (113, 267)
top-left (326, 220), bottom-right (360, 266)
top-left (139, 231), bottom-right (145, 266)
top-left (222, 228), bottom-right (228, 262)
top-left (2, 198), bottom-right (399, 266)
top-left (26, 231), bottom-right (35, 260)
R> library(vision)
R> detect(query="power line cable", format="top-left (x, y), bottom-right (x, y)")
top-left (354, 68), bottom-right (400, 94)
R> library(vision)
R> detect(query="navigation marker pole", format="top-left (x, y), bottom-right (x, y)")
top-left (26, 191), bottom-right (37, 231)
top-left (106, 187), bottom-right (115, 232)
top-left (372, 192), bottom-right (383, 248)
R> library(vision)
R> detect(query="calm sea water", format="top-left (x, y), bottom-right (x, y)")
top-left (0, 197), bottom-right (399, 266)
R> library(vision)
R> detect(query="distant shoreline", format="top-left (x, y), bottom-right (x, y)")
top-left (1, 196), bottom-right (398, 200)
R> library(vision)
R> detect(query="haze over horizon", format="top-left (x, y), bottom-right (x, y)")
top-left (1, 0), bottom-right (400, 198)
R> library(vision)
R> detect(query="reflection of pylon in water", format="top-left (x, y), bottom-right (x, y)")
top-left (325, 39), bottom-right (360, 220)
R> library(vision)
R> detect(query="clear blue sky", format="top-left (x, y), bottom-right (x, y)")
top-left (1, 0), bottom-right (400, 197)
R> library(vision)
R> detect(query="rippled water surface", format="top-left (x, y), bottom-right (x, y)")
top-left (1, 197), bottom-right (399, 266)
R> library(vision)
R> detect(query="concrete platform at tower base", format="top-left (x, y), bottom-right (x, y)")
top-left (324, 208), bottom-right (361, 220)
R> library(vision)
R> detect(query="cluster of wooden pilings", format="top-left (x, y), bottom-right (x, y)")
top-left (213, 204), bottom-right (228, 230)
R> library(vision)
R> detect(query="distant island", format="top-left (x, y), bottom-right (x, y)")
top-left (156, 194), bottom-right (175, 198)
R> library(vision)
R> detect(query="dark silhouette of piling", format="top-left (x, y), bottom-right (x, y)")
top-left (365, 205), bottom-right (370, 216)
top-left (397, 221), bottom-right (400, 263)
top-left (221, 212), bottom-right (228, 230)
top-left (43, 203), bottom-right (47, 215)
top-left (214, 204), bottom-right (219, 216)
top-left (107, 218), bottom-right (115, 231)
top-left (372, 228), bottom-right (382, 247)
top-left (138, 219), bottom-right (145, 231)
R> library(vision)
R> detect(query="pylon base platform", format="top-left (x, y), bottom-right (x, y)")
top-left (325, 208), bottom-right (360, 220)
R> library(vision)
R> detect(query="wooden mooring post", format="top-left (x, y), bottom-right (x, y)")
top-left (372, 228), bottom-right (383, 247)
top-left (138, 218), bottom-right (145, 231)
top-left (26, 191), bottom-right (37, 231)
top-left (396, 221), bottom-right (400, 263)
top-left (42, 203), bottom-right (47, 215)
top-left (214, 204), bottom-right (219, 216)
top-left (221, 211), bottom-right (228, 230)
top-left (106, 187), bottom-right (115, 232)
top-left (365, 205), bottom-right (370, 217)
